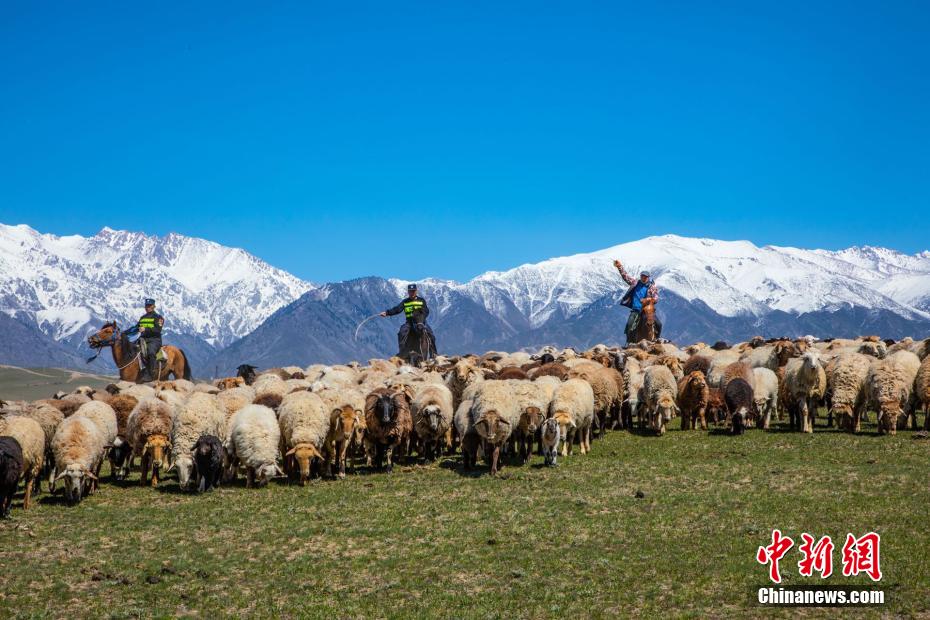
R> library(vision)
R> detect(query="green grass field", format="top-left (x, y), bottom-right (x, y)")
top-left (0, 366), bottom-right (116, 402)
top-left (0, 414), bottom-right (927, 619)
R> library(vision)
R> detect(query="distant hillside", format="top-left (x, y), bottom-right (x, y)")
top-left (0, 366), bottom-right (116, 401)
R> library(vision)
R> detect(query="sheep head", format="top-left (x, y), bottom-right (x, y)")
top-left (172, 454), bottom-right (195, 489)
top-left (550, 411), bottom-right (576, 441)
top-left (253, 462), bottom-right (284, 487)
top-left (540, 417), bottom-right (561, 447)
top-left (519, 406), bottom-right (542, 435)
top-left (285, 443), bottom-right (322, 485)
top-left (686, 371), bottom-right (707, 392)
top-left (144, 435), bottom-right (171, 472)
top-left (655, 395), bottom-right (679, 423)
top-left (56, 463), bottom-right (97, 504)
top-left (333, 406), bottom-right (361, 441)
top-left (421, 404), bottom-right (445, 433)
top-left (474, 410), bottom-right (512, 444)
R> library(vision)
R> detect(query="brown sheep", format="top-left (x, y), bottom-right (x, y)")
top-left (677, 371), bottom-right (710, 430)
top-left (706, 387), bottom-right (726, 426)
top-left (528, 362), bottom-right (570, 381)
top-left (216, 377), bottom-right (246, 390)
top-left (683, 354), bottom-right (712, 378)
top-left (494, 366), bottom-right (530, 381)
top-left (363, 387), bottom-right (413, 473)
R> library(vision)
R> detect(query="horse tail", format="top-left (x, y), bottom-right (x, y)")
top-left (180, 349), bottom-right (193, 380)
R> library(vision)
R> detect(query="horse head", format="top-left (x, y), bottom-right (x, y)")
top-left (88, 321), bottom-right (119, 349)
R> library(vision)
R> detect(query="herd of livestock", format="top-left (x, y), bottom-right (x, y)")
top-left (1, 334), bottom-right (929, 517)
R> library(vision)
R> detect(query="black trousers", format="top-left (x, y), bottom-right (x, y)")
top-left (397, 323), bottom-right (437, 359)
top-left (141, 337), bottom-right (161, 378)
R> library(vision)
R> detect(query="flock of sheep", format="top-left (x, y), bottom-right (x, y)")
top-left (1, 334), bottom-right (929, 517)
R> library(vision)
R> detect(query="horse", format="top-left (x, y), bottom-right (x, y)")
top-left (630, 298), bottom-right (657, 343)
top-left (87, 321), bottom-right (192, 383)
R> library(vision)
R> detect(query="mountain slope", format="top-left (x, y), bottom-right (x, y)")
top-left (0, 223), bottom-right (313, 370)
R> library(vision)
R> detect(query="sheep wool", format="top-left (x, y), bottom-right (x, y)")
top-left (0, 415), bottom-right (44, 508)
top-left (228, 404), bottom-right (282, 487)
top-left (73, 401), bottom-right (118, 446)
top-left (171, 393), bottom-right (228, 489)
top-left (548, 378), bottom-right (595, 455)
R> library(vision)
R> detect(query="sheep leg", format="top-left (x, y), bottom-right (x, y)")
top-left (246, 467), bottom-right (254, 488)
top-left (151, 464), bottom-right (159, 488)
top-left (23, 477), bottom-right (33, 510)
top-left (336, 440), bottom-right (347, 479)
top-left (924, 405), bottom-right (930, 431)
top-left (140, 454), bottom-right (150, 486)
top-left (385, 445), bottom-right (394, 473)
top-left (680, 411), bottom-right (690, 431)
top-left (490, 444), bottom-right (500, 476)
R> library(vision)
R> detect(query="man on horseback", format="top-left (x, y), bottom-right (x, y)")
top-left (379, 284), bottom-right (437, 363)
top-left (614, 259), bottom-right (663, 344)
top-left (135, 298), bottom-right (164, 382)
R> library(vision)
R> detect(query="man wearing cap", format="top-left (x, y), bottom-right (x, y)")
top-left (136, 298), bottom-right (165, 382)
top-left (614, 260), bottom-right (662, 343)
top-left (380, 284), bottom-right (435, 359)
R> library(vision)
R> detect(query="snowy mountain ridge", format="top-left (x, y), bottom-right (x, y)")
top-left (0, 223), bottom-right (314, 349)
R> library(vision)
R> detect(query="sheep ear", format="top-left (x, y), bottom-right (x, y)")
top-left (285, 447), bottom-right (296, 456)
top-left (84, 468), bottom-right (98, 481)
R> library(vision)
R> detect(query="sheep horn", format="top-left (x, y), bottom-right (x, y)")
top-left (54, 470), bottom-right (67, 482)
top-left (84, 468), bottom-right (98, 481)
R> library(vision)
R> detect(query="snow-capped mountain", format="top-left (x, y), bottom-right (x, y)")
top-left (462, 235), bottom-right (930, 327)
top-left (0, 224), bottom-right (314, 359)
top-left (2, 223), bottom-right (928, 372)
top-left (211, 235), bottom-right (930, 370)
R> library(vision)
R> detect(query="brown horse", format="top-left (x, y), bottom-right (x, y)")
top-left (87, 322), bottom-right (192, 383)
top-left (631, 298), bottom-right (657, 343)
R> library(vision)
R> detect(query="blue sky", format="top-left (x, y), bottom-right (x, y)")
top-left (1, 1), bottom-right (928, 283)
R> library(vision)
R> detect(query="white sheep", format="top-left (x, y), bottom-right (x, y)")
top-left (643, 365), bottom-right (679, 436)
top-left (751, 367), bottom-right (779, 430)
top-left (411, 383), bottom-right (454, 461)
top-left (469, 380), bottom-right (521, 474)
top-left (548, 378), bottom-right (595, 455)
top-left (0, 415), bottom-right (45, 509)
top-left (828, 352), bottom-right (872, 432)
top-left (170, 393), bottom-right (228, 490)
top-left (127, 398), bottom-right (175, 487)
top-left (50, 416), bottom-right (106, 504)
top-left (784, 351), bottom-right (827, 433)
top-left (540, 417), bottom-right (561, 467)
top-left (73, 401), bottom-right (118, 446)
top-left (227, 404), bottom-right (283, 487)
top-left (277, 392), bottom-right (327, 484)
top-left (866, 350), bottom-right (921, 435)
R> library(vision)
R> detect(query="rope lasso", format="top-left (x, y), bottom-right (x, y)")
top-left (354, 314), bottom-right (382, 341)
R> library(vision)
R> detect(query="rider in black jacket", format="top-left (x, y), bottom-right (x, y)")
top-left (380, 284), bottom-right (435, 359)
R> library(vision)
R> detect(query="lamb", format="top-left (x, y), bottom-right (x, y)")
top-left (364, 387), bottom-right (414, 473)
top-left (191, 434), bottom-right (224, 492)
top-left (548, 378), bottom-right (595, 456)
top-left (540, 418), bottom-right (560, 467)
top-left (0, 438), bottom-right (23, 518)
top-left (505, 379), bottom-right (550, 464)
top-left (783, 351), bottom-right (827, 433)
top-left (725, 378), bottom-right (754, 435)
top-left (567, 364), bottom-right (624, 434)
top-left (107, 394), bottom-right (138, 479)
top-left (0, 416), bottom-right (44, 510)
top-left (313, 387), bottom-right (365, 478)
top-left (411, 383), bottom-right (454, 461)
top-left (827, 353), bottom-right (872, 432)
top-left (127, 398), bottom-right (174, 487)
top-left (470, 380), bottom-right (521, 474)
top-left (227, 404), bottom-right (283, 487)
top-left (277, 392), bottom-right (328, 484)
top-left (752, 367), bottom-right (779, 430)
top-left (918, 355), bottom-right (930, 431)
top-left (643, 365), bottom-right (679, 436)
top-left (705, 387), bottom-right (727, 426)
top-left (51, 416), bottom-right (106, 504)
top-left (866, 351), bottom-right (921, 435)
top-left (453, 397), bottom-right (479, 469)
top-left (170, 393), bottom-right (228, 490)
top-left (677, 371), bottom-right (709, 430)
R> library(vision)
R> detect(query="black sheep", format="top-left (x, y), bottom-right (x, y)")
top-left (192, 434), bottom-right (224, 493)
top-left (0, 437), bottom-right (24, 518)
top-left (725, 378), bottom-right (755, 436)
top-left (236, 364), bottom-right (258, 386)
top-left (711, 341), bottom-right (730, 351)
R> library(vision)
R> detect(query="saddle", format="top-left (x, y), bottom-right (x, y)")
top-left (135, 340), bottom-right (168, 367)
